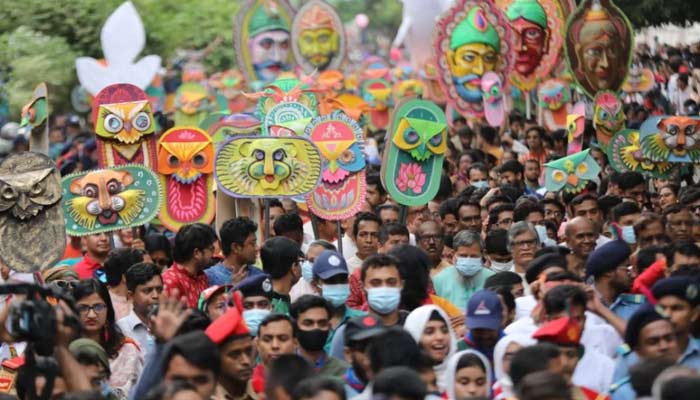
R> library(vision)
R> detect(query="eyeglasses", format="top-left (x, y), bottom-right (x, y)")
top-left (50, 280), bottom-right (75, 290)
top-left (512, 239), bottom-right (538, 248)
top-left (77, 303), bottom-right (108, 315)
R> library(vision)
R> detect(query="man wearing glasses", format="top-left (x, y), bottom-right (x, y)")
top-left (507, 221), bottom-right (541, 295)
top-left (416, 220), bottom-right (451, 277)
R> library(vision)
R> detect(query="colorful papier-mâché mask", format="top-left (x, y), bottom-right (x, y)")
top-left (175, 82), bottom-right (210, 127)
top-left (381, 98), bottom-right (447, 206)
top-left (593, 90), bottom-right (624, 152)
top-left (234, 0), bottom-right (295, 84)
top-left (622, 66), bottom-right (655, 94)
top-left (608, 129), bottom-right (675, 179)
top-left (0, 152), bottom-right (65, 272)
top-left (209, 69), bottom-right (250, 114)
top-left (361, 78), bottom-right (393, 132)
top-left (92, 83), bottom-right (157, 169)
top-left (538, 78), bottom-right (571, 132)
top-left (214, 136), bottom-right (322, 198)
top-left (564, 0), bottom-right (633, 99)
top-left (640, 116), bottom-right (700, 163)
top-left (481, 72), bottom-right (505, 128)
top-left (19, 83), bottom-right (49, 155)
top-left (544, 149), bottom-right (600, 193)
top-left (292, 0), bottom-right (345, 74)
top-left (263, 102), bottom-right (315, 136)
top-left (62, 165), bottom-right (162, 236)
top-left (305, 111), bottom-right (366, 220)
top-left (566, 102), bottom-right (585, 155)
top-left (157, 127), bottom-right (215, 232)
top-left (253, 78), bottom-right (319, 121)
top-left (200, 113), bottom-right (261, 144)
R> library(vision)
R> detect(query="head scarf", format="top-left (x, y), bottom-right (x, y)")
top-left (444, 349), bottom-right (493, 400)
top-left (493, 334), bottom-right (537, 398)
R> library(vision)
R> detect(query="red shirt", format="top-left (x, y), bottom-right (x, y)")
top-left (74, 254), bottom-right (102, 280)
top-left (162, 263), bottom-right (209, 309)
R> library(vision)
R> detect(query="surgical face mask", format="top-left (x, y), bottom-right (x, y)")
top-left (471, 180), bottom-right (489, 189)
top-left (366, 287), bottom-right (401, 314)
top-left (455, 257), bottom-right (483, 277)
top-left (490, 259), bottom-right (513, 272)
top-left (301, 260), bottom-right (314, 282)
top-left (243, 309), bottom-right (270, 336)
top-left (322, 283), bottom-right (350, 308)
top-left (621, 225), bottom-right (636, 244)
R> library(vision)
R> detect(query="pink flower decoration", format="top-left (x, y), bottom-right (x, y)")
top-left (395, 162), bottom-right (426, 194)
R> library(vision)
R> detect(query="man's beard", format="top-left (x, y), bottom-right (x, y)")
top-left (453, 74), bottom-right (483, 102)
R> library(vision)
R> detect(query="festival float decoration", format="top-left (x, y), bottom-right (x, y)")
top-left (639, 116), bottom-right (700, 163)
top-left (544, 149), bottom-right (600, 193)
top-left (593, 90), bottom-right (625, 152)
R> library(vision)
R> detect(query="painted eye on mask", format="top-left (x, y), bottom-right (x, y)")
top-left (133, 112), bottom-right (152, 131)
top-left (429, 134), bottom-right (443, 147)
top-left (103, 114), bottom-right (123, 133)
top-left (404, 129), bottom-right (419, 145)
top-left (340, 149), bottom-right (356, 164)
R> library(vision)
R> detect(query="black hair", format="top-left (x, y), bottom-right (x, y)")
top-left (125, 262), bottom-right (161, 292)
top-left (484, 271), bottom-right (522, 290)
top-left (308, 240), bottom-right (337, 252)
top-left (259, 313), bottom-right (295, 335)
top-left (375, 203), bottom-right (401, 217)
top-left (545, 270), bottom-right (582, 283)
top-left (661, 183), bottom-right (680, 198)
top-left (636, 245), bottom-right (665, 274)
top-left (352, 212), bottom-right (382, 239)
top-left (513, 201), bottom-right (544, 223)
top-left (439, 198), bottom-right (460, 220)
top-left (484, 228), bottom-right (509, 255)
top-left (295, 376), bottom-right (347, 400)
top-left (143, 380), bottom-right (199, 400)
top-left (498, 160), bottom-right (524, 176)
top-left (261, 236), bottom-right (302, 279)
top-left (516, 371), bottom-right (570, 400)
top-left (509, 343), bottom-right (561, 387)
top-left (679, 187), bottom-right (700, 205)
top-left (568, 193), bottom-right (598, 214)
top-left (485, 195), bottom-right (513, 211)
top-left (367, 327), bottom-right (420, 374)
top-left (172, 223), bottom-right (217, 263)
top-left (266, 354), bottom-right (315, 399)
top-left (456, 352), bottom-right (486, 372)
top-left (612, 201), bottom-right (641, 222)
top-left (541, 198), bottom-right (565, 214)
top-left (388, 245), bottom-right (430, 311)
top-left (598, 195), bottom-right (623, 219)
top-left (542, 284), bottom-right (587, 316)
top-left (664, 240), bottom-right (700, 267)
top-left (372, 367), bottom-right (427, 400)
top-left (618, 171), bottom-right (645, 191)
top-left (493, 286), bottom-right (516, 314)
top-left (103, 248), bottom-right (144, 287)
top-left (660, 376), bottom-right (700, 400)
top-left (468, 162), bottom-right (489, 177)
top-left (268, 198), bottom-right (284, 211)
top-left (629, 357), bottom-right (676, 398)
top-left (488, 204), bottom-right (514, 230)
top-left (290, 294), bottom-right (332, 321)
top-left (143, 233), bottom-right (172, 259)
top-left (479, 125), bottom-right (498, 145)
top-left (273, 212), bottom-right (304, 237)
top-left (437, 174), bottom-right (454, 201)
top-left (176, 309), bottom-right (211, 335)
top-left (366, 172), bottom-right (386, 195)
top-left (220, 217), bottom-right (257, 256)
top-left (379, 223), bottom-right (409, 244)
top-left (457, 198), bottom-right (481, 215)
top-left (161, 331), bottom-right (221, 377)
top-left (360, 253), bottom-right (402, 283)
top-left (73, 279), bottom-right (124, 358)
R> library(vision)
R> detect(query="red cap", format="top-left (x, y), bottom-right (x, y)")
top-left (205, 306), bottom-right (250, 344)
top-left (679, 65), bottom-right (689, 74)
top-left (532, 317), bottom-right (582, 346)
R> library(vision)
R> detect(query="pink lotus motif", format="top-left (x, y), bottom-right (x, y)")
top-left (395, 162), bottom-right (426, 194)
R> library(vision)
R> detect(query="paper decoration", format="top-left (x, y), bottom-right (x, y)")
top-left (19, 83), bottom-right (49, 155)
top-left (566, 102), bottom-right (585, 155)
top-left (174, 82), bottom-right (210, 127)
top-left (538, 78), bottom-right (571, 132)
top-left (253, 78), bottom-right (319, 121)
top-left (381, 98), bottom-right (447, 206)
top-left (62, 165), bottom-right (161, 236)
top-left (305, 111), bottom-right (366, 220)
top-left (434, 0), bottom-right (514, 120)
top-left (421, 62), bottom-right (448, 104)
top-left (71, 86), bottom-right (93, 114)
top-left (263, 102), bottom-right (315, 136)
top-left (608, 129), bottom-right (676, 178)
top-left (481, 72), bottom-right (505, 127)
top-left (209, 69), bottom-right (250, 114)
top-left (622, 66), bottom-right (655, 95)
top-left (234, 0), bottom-right (295, 85)
top-left (361, 78), bottom-right (393, 132)
top-left (0, 153), bottom-right (65, 272)
top-left (92, 83), bottom-right (157, 170)
top-left (564, 0), bottom-right (633, 99)
top-left (639, 116), bottom-right (700, 163)
top-left (292, 0), bottom-right (345, 74)
top-left (392, 0), bottom-right (454, 72)
top-left (393, 79), bottom-right (426, 100)
top-left (200, 113), bottom-right (262, 144)
top-left (593, 90), bottom-right (624, 152)
top-left (76, 1), bottom-right (161, 96)
top-left (544, 149), bottom-right (600, 193)
top-left (157, 127), bottom-right (215, 232)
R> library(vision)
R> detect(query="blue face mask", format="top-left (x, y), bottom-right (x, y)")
top-left (621, 225), bottom-right (636, 244)
top-left (243, 309), bottom-right (271, 336)
top-left (100, 380), bottom-right (113, 397)
top-left (455, 257), bottom-right (483, 277)
top-left (367, 287), bottom-right (401, 314)
top-left (471, 180), bottom-right (489, 189)
top-left (322, 284), bottom-right (350, 308)
top-left (301, 260), bottom-right (314, 282)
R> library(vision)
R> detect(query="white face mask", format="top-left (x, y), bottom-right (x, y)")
top-left (490, 260), bottom-right (514, 272)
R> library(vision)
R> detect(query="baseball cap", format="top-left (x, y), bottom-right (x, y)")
top-left (344, 315), bottom-right (387, 344)
top-left (197, 285), bottom-right (229, 311)
top-left (313, 250), bottom-right (348, 280)
top-left (465, 290), bottom-right (503, 330)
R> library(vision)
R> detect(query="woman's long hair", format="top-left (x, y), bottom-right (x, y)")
top-left (73, 278), bottom-right (125, 358)
top-left (388, 244), bottom-right (432, 311)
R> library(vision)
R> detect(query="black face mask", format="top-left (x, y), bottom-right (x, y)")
top-left (296, 329), bottom-right (329, 352)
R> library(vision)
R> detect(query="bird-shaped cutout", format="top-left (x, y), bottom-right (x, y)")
top-left (608, 129), bottom-right (674, 178)
top-left (545, 149), bottom-right (600, 193)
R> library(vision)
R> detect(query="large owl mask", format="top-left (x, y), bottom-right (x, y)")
top-left (0, 152), bottom-right (65, 272)
top-left (545, 149), bottom-right (600, 193)
top-left (215, 136), bottom-right (322, 198)
top-left (175, 82), bottom-right (211, 127)
top-left (62, 165), bottom-right (162, 236)
top-left (640, 115), bottom-right (700, 163)
top-left (157, 127), bottom-right (215, 232)
top-left (381, 98), bottom-right (447, 206)
top-left (305, 111), bottom-right (366, 220)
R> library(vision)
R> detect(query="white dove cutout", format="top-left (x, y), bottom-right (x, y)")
top-left (76, 1), bottom-right (161, 96)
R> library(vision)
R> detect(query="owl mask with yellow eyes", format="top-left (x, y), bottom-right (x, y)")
top-left (545, 149), bottom-right (600, 193)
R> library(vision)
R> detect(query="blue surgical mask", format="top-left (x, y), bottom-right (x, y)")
top-left (301, 260), bottom-right (314, 282)
top-left (100, 380), bottom-right (113, 397)
top-left (621, 225), bottom-right (636, 244)
top-left (367, 287), bottom-right (401, 314)
top-left (455, 257), bottom-right (483, 277)
top-left (490, 260), bottom-right (513, 273)
top-left (322, 284), bottom-right (350, 308)
top-left (535, 225), bottom-right (548, 243)
top-left (243, 309), bottom-right (270, 336)
top-left (471, 180), bottom-right (489, 189)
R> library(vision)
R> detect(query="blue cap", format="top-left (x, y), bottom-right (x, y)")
top-left (466, 290), bottom-right (503, 330)
top-left (585, 240), bottom-right (631, 278)
top-left (652, 277), bottom-right (700, 306)
top-left (232, 273), bottom-right (273, 299)
top-left (313, 250), bottom-right (348, 280)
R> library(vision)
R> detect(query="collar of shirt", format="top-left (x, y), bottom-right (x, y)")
top-left (77, 254), bottom-right (101, 270)
top-left (679, 337), bottom-right (700, 364)
top-left (173, 263), bottom-right (203, 279)
top-left (611, 293), bottom-right (646, 308)
top-left (121, 310), bottom-right (147, 332)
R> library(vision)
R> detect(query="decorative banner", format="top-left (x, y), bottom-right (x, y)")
top-left (92, 83), bottom-right (157, 170)
top-left (496, 0), bottom-right (565, 91)
top-left (263, 102), bottom-right (315, 136)
top-left (200, 113), bottom-right (262, 144)
top-left (361, 78), bottom-right (393, 132)
top-left (215, 135), bottom-right (322, 198)
top-left (538, 78), bottom-right (571, 132)
top-left (381, 98), bottom-right (447, 206)
top-left (564, 0), bottom-right (633, 99)
top-left (234, 0), bottom-right (295, 85)
top-left (640, 116), bottom-right (700, 163)
top-left (0, 153), bottom-right (65, 272)
top-left (608, 129), bottom-right (676, 178)
top-left (305, 111), bottom-right (366, 220)
top-left (174, 82), bottom-right (210, 127)
top-left (292, 0), bottom-right (345, 74)
top-left (544, 149), bottom-right (600, 193)
top-left (481, 72), bottom-right (505, 127)
top-left (593, 90), bottom-right (624, 152)
top-left (75, 1), bottom-right (161, 96)
top-left (19, 83), bottom-right (49, 155)
top-left (434, 0), bottom-right (514, 120)
top-left (209, 69), bottom-right (250, 113)
top-left (566, 102), bottom-right (585, 155)
top-left (62, 165), bottom-right (162, 236)
top-left (622, 66), bottom-right (655, 95)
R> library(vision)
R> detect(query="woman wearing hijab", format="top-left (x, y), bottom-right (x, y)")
top-left (404, 305), bottom-right (458, 392)
top-left (444, 350), bottom-right (493, 400)
top-left (491, 335), bottom-right (536, 400)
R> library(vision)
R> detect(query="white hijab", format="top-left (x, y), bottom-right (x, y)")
top-left (492, 334), bottom-right (536, 398)
top-left (403, 305), bottom-right (458, 391)
top-left (444, 349), bottom-right (493, 400)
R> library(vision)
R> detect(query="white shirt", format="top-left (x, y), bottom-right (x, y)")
top-left (514, 295), bottom-right (537, 321)
top-left (290, 279), bottom-right (318, 303)
top-left (581, 320), bottom-right (623, 359)
top-left (573, 346), bottom-right (615, 394)
top-left (346, 254), bottom-right (363, 274)
top-left (333, 234), bottom-right (358, 260)
top-left (117, 310), bottom-right (152, 359)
